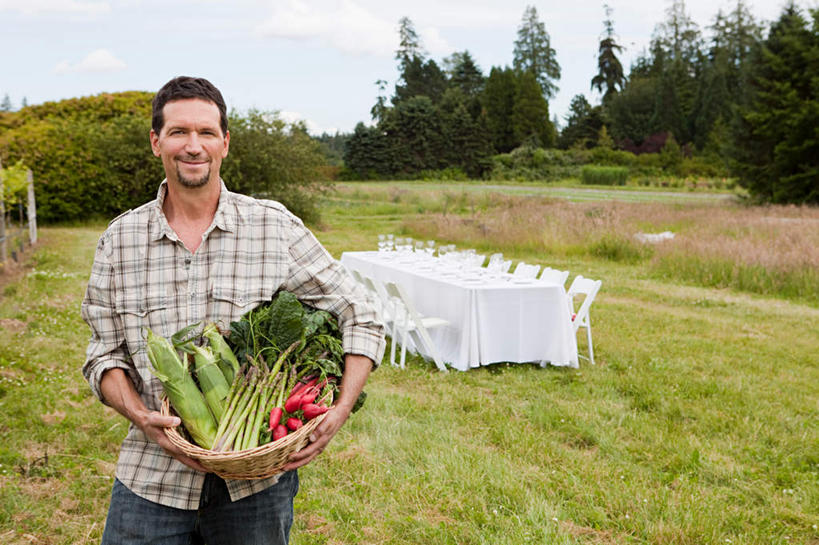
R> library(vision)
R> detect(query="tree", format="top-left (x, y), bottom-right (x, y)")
top-left (591, 4), bottom-right (626, 104)
top-left (444, 51), bottom-right (485, 98)
top-left (728, 5), bottom-right (819, 203)
top-left (513, 5), bottom-right (561, 99)
top-left (383, 96), bottom-right (444, 174)
top-left (512, 70), bottom-right (555, 147)
top-left (393, 56), bottom-right (448, 104)
top-left (559, 94), bottom-right (605, 149)
top-left (438, 88), bottom-right (493, 177)
top-left (482, 67), bottom-right (519, 152)
top-left (0, 94), bottom-right (12, 112)
top-left (370, 79), bottom-right (389, 122)
top-left (344, 122), bottom-right (393, 179)
top-left (395, 16), bottom-right (424, 72)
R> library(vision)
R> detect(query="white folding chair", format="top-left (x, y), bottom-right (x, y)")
top-left (512, 262), bottom-right (541, 279)
top-left (360, 275), bottom-right (396, 337)
top-left (539, 267), bottom-right (570, 286)
top-left (349, 268), bottom-right (365, 286)
top-left (566, 275), bottom-right (602, 365)
top-left (487, 253), bottom-right (504, 267)
top-left (471, 254), bottom-right (487, 268)
top-left (383, 281), bottom-right (449, 372)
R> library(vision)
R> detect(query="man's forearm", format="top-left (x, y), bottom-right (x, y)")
top-left (99, 368), bottom-right (149, 428)
top-left (335, 354), bottom-right (373, 413)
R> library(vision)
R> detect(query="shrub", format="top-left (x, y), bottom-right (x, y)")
top-left (581, 165), bottom-right (628, 185)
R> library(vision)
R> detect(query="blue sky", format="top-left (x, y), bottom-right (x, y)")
top-left (0, 0), bottom-right (805, 135)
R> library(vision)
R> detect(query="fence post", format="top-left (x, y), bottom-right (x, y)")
top-left (27, 169), bottom-right (37, 245)
top-left (0, 157), bottom-right (6, 265)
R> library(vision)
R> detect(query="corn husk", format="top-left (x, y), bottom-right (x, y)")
top-left (190, 344), bottom-right (231, 423)
top-left (146, 329), bottom-right (217, 448)
top-left (203, 322), bottom-right (240, 385)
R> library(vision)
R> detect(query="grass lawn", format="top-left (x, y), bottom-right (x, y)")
top-left (0, 183), bottom-right (816, 544)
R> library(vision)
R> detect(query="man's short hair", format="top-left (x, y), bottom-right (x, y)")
top-left (152, 76), bottom-right (228, 136)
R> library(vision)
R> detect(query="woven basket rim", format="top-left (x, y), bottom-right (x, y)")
top-left (160, 395), bottom-right (329, 478)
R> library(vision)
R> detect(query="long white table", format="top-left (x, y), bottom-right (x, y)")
top-left (341, 251), bottom-right (579, 371)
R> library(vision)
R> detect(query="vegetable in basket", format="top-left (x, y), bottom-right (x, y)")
top-left (146, 329), bottom-right (217, 449)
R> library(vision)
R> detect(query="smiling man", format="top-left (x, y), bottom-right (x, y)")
top-left (81, 76), bottom-right (385, 545)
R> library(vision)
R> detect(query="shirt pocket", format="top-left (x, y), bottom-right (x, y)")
top-left (209, 284), bottom-right (275, 324)
top-left (115, 286), bottom-right (171, 356)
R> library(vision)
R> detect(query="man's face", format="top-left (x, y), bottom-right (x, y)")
top-left (150, 99), bottom-right (229, 189)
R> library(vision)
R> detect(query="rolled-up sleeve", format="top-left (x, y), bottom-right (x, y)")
top-left (283, 217), bottom-right (386, 367)
top-left (81, 233), bottom-right (141, 404)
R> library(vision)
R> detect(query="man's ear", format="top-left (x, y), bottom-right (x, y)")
top-left (150, 130), bottom-right (161, 157)
top-left (222, 130), bottom-right (230, 158)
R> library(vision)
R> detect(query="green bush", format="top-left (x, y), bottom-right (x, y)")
top-left (581, 165), bottom-right (629, 185)
top-left (0, 94), bottom-right (329, 223)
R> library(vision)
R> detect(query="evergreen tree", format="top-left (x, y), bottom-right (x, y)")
top-left (394, 57), bottom-right (448, 104)
top-left (559, 94), bottom-right (605, 149)
top-left (444, 51), bottom-right (485, 98)
top-left (438, 88), bottom-right (493, 177)
top-left (481, 67), bottom-right (519, 153)
top-left (648, 0), bottom-right (704, 144)
top-left (21, 97), bottom-right (28, 108)
top-left (728, 5), bottom-right (819, 203)
top-left (383, 96), bottom-right (444, 174)
top-left (344, 122), bottom-right (393, 179)
top-left (512, 70), bottom-right (555, 147)
top-left (370, 79), bottom-right (389, 123)
top-left (513, 5), bottom-right (561, 98)
top-left (591, 4), bottom-right (626, 104)
top-left (395, 16), bottom-right (423, 71)
top-left (0, 94), bottom-right (12, 112)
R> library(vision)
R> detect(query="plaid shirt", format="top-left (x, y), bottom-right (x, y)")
top-left (81, 181), bottom-right (385, 510)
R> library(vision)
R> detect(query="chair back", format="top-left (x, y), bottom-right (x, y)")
top-left (539, 267), bottom-right (570, 286)
top-left (513, 262), bottom-right (541, 279)
top-left (567, 275), bottom-right (602, 333)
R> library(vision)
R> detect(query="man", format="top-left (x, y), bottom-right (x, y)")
top-left (81, 76), bottom-right (385, 544)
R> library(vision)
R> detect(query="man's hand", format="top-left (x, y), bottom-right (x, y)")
top-left (282, 353), bottom-right (372, 471)
top-left (282, 405), bottom-right (350, 471)
top-left (135, 411), bottom-right (210, 473)
top-left (100, 368), bottom-right (209, 473)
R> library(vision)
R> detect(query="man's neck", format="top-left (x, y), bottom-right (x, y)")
top-left (163, 178), bottom-right (220, 224)
top-left (162, 178), bottom-right (221, 253)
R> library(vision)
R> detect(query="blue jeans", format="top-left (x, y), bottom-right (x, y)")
top-left (101, 471), bottom-right (299, 545)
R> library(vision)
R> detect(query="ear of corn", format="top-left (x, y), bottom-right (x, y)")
top-left (146, 328), bottom-right (217, 449)
top-left (203, 322), bottom-right (240, 384)
top-left (190, 344), bottom-right (230, 423)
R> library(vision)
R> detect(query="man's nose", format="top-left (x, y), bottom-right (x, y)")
top-left (184, 133), bottom-right (203, 154)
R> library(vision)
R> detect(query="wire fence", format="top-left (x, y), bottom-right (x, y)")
top-left (0, 158), bottom-right (38, 269)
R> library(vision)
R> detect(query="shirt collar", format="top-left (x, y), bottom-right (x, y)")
top-left (150, 179), bottom-right (236, 242)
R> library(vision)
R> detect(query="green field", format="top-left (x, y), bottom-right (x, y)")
top-left (0, 182), bottom-right (817, 544)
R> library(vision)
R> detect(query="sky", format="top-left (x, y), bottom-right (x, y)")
top-left (0, 0), bottom-right (812, 135)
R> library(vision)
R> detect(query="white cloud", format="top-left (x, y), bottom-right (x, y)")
top-left (278, 110), bottom-right (337, 136)
top-left (0, 0), bottom-right (110, 16)
top-left (54, 49), bottom-right (126, 74)
top-left (255, 0), bottom-right (452, 57)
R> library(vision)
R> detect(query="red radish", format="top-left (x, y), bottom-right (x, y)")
top-left (286, 417), bottom-right (303, 431)
top-left (284, 377), bottom-right (320, 412)
top-left (302, 403), bottom-right (329, 420)
top-left (284, 393), bottom-right (303, 413)
top-left (299, 389), bottom-right (320, 409)
top-left (272, 424), bottom-right (288, 441)
top-left (268, 407), bottom-right (283, 431)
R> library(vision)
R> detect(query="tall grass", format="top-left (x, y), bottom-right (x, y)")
top-left (378, 190), bottom-right (819, 304)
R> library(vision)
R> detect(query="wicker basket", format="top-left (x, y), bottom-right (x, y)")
top-left (161, 397), bottom-right (329, 480)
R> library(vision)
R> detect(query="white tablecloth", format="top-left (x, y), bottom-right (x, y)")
top-left (341, 251), bottom-right (579, 371)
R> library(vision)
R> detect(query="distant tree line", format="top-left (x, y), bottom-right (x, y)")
top-left (343, 1), bottom-right (819, 204)
top-left (0, 94), bottom-right (328, 223)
